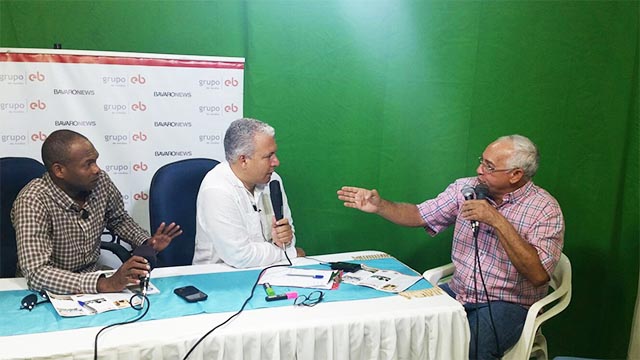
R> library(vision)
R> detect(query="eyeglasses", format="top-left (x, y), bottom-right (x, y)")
top-left (478, 156), bottom-right (516, 174)
top-left (20, 291), bottom-right (49, 311)
top-left (294, 290), bottom-right (325, 307)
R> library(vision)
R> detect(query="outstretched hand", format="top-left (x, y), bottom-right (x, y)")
top-left (148, 222), bottom-right (182, 252)
top-left (337, 186), bottom-right (381, 214)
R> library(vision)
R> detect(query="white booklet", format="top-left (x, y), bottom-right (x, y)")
top-left (47, 271), bottom-right (159, 317)
top-left (341, 265), bottom-right (421, 293)
top-left (259, 268), bottom-right (337, 289)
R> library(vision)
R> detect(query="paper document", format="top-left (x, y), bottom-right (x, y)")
top-left (47, 271), bottom-right (159, 317)
top-left (259, 268), bottom-right (337, 289)
top-left (341, 265), bottom-right (421, 293)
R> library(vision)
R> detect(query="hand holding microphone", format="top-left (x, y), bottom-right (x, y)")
top-left (461, 183), bottom-right (498, 233)
top-left (97, 244), bottom-right (156, 293)
top-left (269, 180), bottom-right (293, 249)
top-left (131, 244), bottom-right (157, 296)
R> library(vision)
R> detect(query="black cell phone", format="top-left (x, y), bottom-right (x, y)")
top-left (329, 262), bottom-right (362, 272)
top-left (174, 285), bottom-right (208, 303)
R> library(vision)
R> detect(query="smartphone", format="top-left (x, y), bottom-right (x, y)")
top-left (174, 285), bottom-right (208, 303)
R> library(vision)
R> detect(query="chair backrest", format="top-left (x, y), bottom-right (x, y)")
top-left (149, 158), bottom-right (219, 267)
top-left (503, 252), bottom-right (572, 360)
top-left (0, 157), bottom-right (46, 278)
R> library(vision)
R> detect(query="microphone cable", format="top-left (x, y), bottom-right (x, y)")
top-left (182, 246), bottom-right (293, 360)
top-left (93, 293), bottom-right (150, 360)
top-left (472, 223), bottom-right (502, 359)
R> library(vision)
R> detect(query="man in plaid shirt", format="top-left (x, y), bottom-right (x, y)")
top-left (338, 135), bottom-right (564, 359)
top-left (11, 130), bottom-right (182, 294)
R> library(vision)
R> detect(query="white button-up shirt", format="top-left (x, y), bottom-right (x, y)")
top-left (193, 162), bottom-right (297, 268)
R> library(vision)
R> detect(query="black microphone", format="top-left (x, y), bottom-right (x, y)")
top-left (269, 180), bottom-right (284, 221)
top-left (80, 209), bottom-right (89, 220)
top-left (475, 183), bottom-right (491, 201)
top-left (132, 244), bottom-right (157, 296)
top-left (461, 185), bottom-right (479, 232)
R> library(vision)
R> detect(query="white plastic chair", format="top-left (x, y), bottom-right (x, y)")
top-left (423, 253), bottom-right (572, 360)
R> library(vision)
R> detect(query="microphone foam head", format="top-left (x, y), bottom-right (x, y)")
top-left (269, 180), bottom-right (284, 220)
top-left (461, 185), bottom-right (475, 200)
top-left (132, 244), bottom-right (157, 270)
top-left (475, 183), bottom-right (491, 200)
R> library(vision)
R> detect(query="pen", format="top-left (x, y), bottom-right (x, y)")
top-left (287, 274), bottom-right (324, 279)
top-left (263, 282), bottom-right (276, 297)
top-left (78, 301), bottom-right (97, 314)
top-left (265, 292), bottom-right (298, 302)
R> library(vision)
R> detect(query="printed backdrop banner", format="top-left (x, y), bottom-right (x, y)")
top-left (0, 48), bottom-right (244, 231)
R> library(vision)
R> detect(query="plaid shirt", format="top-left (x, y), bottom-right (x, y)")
top-left (417, 177), bottom-right (564, 307)
top-left (11, 171), bottom-right (149, 294)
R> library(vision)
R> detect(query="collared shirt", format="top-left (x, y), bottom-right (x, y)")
top-left (417, 177), bottom-right (564, 307)
top-left (193, 162), bottom-right (297, 268)
top-left (11, 171), bottom-right (149, 294)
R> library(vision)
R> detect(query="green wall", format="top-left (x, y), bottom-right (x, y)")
top-left (2, 0), bottom-right (638, 358)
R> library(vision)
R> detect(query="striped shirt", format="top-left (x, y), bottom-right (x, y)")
top-left (417, 177), bottom-right (564, 307)
top-left (11, 171), bottom-right (149, 294)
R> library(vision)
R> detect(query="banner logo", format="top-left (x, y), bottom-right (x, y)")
top-left (153, 121), bottom-right (192, 127)
top-left (133, 191), bottom-right (149, 201)
top-left (104, 164), bottom-right (130, 175)
top-left (199, 133), bottom-right (222, 144)
top-left (31, 131), bottom-right (48, 142)
top-left (224, 103), bottom-right (239, 113)
top-left (130, 74), bottom-right (146, 84)
top-left (0, 102), bottom-right (26, 113)
top-left (104, 104), bottom-right (128, 114)
top-left (104, 134), bottom-right (129, 144)
top-left (224, 77), bottom-right (239, 87)
top-left (153, 91), bottom-right (192, 98)
top-left (131, 101), bottom-right (147, 112)
top-left (132, 162), bottom-right (148, 171)
top-left (198, 78), bottom-right (222, 90)
top-left (0, 73), bottom-right (25, 84)
top-left (28, 71), bottom-right (45, 82)
top-left (198, 104), bottom-right (222, 116)
top-left (132, 131), bottom-right (148, 141)
top-left (54, 120), bottom-right (97, 127)
top-left (154, 150), bottom-right (193, 157)
top-left (1, 134), bottom-right (28, 145)
top-left (102, 76), bottom-right (127, 87)
top-left (53, 89), bottom-right (96, 96)
top-left (29, 100), bottom-right (46, 110)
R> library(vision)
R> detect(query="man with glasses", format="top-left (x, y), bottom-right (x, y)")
top-left (337, 134), bottom-right (564, 360)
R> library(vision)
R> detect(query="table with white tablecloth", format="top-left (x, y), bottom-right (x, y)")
top-left (0, 250), bottom-right (470, 360)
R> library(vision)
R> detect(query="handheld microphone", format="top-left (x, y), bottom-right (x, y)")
top-left (475, 183), bottom-right (490, 201)
top-left (132, 244), bottom-right (157, 296)
top-left (461, 185), bottom-right (475, 201)
top-left (269, 180), bottom-right (284, 221)
top-left (461, 185), bottom-right (479, 232)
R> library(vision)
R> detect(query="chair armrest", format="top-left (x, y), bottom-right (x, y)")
top-left (423, 263), bottom-right (455, 286)
top-left (100, 242), bottom-right (131, 263)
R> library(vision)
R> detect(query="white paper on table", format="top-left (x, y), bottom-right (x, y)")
top-left (259, 268), bottom-right (336, 289)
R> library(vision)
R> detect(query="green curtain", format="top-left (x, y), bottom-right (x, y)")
top-left (2, 1), bottom-right (638, 358)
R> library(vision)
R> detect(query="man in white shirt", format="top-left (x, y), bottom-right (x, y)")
top-left (193, 118), bottom-right (305, 268)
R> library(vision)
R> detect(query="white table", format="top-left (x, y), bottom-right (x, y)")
top-left (0, 251), bottom-right (469, 360)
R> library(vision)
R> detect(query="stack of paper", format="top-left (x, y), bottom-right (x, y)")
top-left (259, 268), bottom-right (337, 289)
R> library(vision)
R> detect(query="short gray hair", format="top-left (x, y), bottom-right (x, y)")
top-left (224, 118), bottom-right (275, 163)
top-left (497, 134), bottom-right (539, 179)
